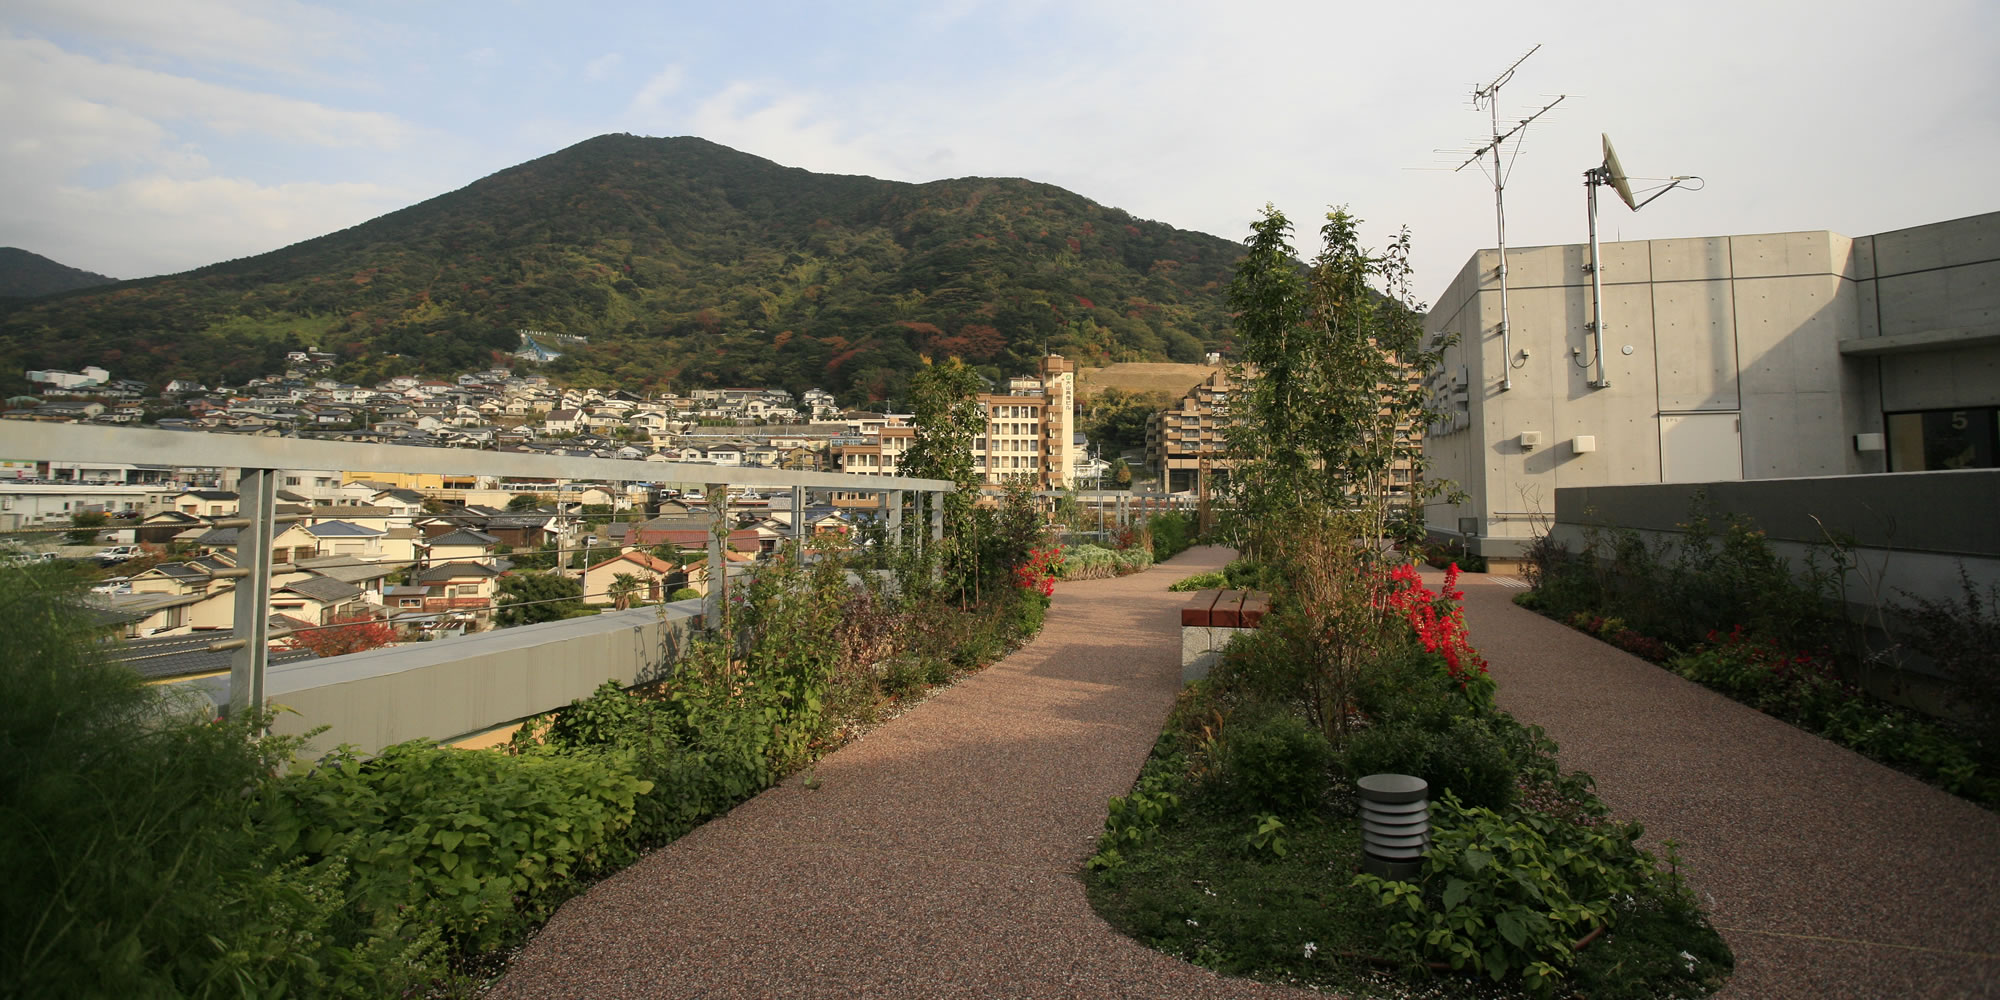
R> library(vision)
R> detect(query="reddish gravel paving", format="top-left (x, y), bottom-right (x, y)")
top-left (489, 546), bottom-right (1316, 1000)
top-left (1451, 573), bottom-right (2000, 1000)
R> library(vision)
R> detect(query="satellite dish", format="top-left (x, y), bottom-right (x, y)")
top-left (1602, 133), bottom-right (1637, 210)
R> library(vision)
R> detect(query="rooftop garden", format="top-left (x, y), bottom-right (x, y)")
top-left (1514, 500), bottom-right (1998, 809)
top-left (0, 470), bottom-right (1062, 997)
top-left (1082, 204), bottom-right (1733, 998)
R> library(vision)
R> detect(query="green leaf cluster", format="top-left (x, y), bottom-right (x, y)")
top-left (1353, 794), bottom-right (1652, 992)
top-left (260, 741), bottom-right (651, 954)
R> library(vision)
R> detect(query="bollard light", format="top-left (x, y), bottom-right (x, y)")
top-left (1357, 773), bottom-right (1430, 880)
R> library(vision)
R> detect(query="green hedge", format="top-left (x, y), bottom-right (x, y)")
top-left (1056, 542), bottom-right (1154, 580)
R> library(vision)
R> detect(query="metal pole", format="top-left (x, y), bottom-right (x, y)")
top-left (887, 489), bottom-right (903, 544)
top-left (228, 467), bottom-right (277, 719)
top-left (790, 485), bottom-right (805, 546)
top-left (1585, 170), bottom-right (1609, 388)
top-left (1492, 97), bottom-right (1513, 392)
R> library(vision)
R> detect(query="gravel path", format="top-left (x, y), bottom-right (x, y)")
top-left (489, 545), bottom-right (1315, 1000)
top-left (1452, 574), bottom-right (2000, 1000)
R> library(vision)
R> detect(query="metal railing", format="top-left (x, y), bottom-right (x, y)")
top-left (0, 422), bottom-right (954, 720)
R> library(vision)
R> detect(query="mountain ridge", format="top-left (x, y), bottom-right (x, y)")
top-left (0, 247), bottom-right (118, 299)
top-left (0, 134), bottom-right (1247, 403)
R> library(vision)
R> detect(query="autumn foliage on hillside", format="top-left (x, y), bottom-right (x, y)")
top-left (0, 135), bottom-right (1245, 404)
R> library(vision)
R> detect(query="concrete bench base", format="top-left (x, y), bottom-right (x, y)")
top-left (1178, 588), bottom-right (1270, 683)
top-left (1182, 624), bottom-right (1254, 682)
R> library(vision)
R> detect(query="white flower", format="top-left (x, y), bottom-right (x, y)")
top-left (1185, 918), bottom-right (1199, 927)
top-left (1303, 941), bottom-right (1318, 959)
top-left (1680, 950), bottom-right (1698, 972)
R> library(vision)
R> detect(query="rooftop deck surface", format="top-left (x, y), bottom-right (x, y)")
top-left (489, 557), bottom-right (2000, 999)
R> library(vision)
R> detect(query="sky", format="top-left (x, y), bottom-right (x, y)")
top-left (3, 0), bottom-right (1996, 303)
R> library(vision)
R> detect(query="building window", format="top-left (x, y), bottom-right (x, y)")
top-left (1887, 407), bottom-right (1999, 472)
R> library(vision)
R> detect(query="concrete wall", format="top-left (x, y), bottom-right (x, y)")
top-left (1425, 211), bottom-right (2000, 560)
top-left (1550, 469), bottom-right (2000, 609)
top-left (1846, 211), bottom-right (2000, 417)
top-left (236, 601), bottom-right (705, 754)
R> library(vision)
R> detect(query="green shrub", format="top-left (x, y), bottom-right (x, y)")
top-left (261, 741), bottom-right (651, 954)
top-left (1352, 642), bottom-right (1465, 732)
top-left (0, 564), bottom-right (448, 998)
top-left (1353, 794), bottom-right (1658, 995)
top-left (1211, 707), bottom-right (1335, 816)
top-left (1148, 510), bottom-right (1194, 561)
top-left (1169, 570), bottom-right (1226, 592)
top-left (1209, 621), bottom-right (1312, 706)
top-left (1896, 569), bottom-right (2000, 764)
top-left (1057, 542), bottom-right (1154, 580)
top-left (1087, 767), bottom-right (1183, 874)
top-left (670, 586), bottom-right (701, 601)
top-left (881, 655), bottom-right (928, 697)
top-left (1222, 556), bottom-right (1283, 593)
top-left (1343, 716), bottom-right (1518, 811)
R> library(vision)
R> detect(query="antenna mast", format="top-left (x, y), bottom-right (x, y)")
top-left (1456, 45), bottom-right (1564, 392)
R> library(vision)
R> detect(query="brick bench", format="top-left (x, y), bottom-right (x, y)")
top-left (1180, 588), bottom-right (1270, 683)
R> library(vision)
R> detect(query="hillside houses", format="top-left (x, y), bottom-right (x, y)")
top-left (10, 359), bottom-right (860, 474)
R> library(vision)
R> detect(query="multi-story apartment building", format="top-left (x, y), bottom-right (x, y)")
top-left (832, 355), bottom-right (1079, 491)
top-left (1145, 362), bottom-right (1423, 497)
top-left (1146, 368), bottom-right (1239, 494)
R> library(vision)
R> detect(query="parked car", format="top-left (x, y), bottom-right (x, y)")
top-left (93, 544), bottom-right (142, 566)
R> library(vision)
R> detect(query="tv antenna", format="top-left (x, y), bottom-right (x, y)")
top-left (1579, 133), bottom-right (1702, 388)
top-left (1451, 44), bottom-right (1565, 392)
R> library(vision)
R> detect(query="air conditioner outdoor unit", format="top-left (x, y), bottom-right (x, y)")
top-left (1571, 435), bottom-right (1598, 454)
top-left (1518, 431), bottom-right (1543, 450)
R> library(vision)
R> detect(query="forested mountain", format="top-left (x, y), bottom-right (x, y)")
top-left (0, 248), bottom-right (116, 299)
top-left (0, 135), bottom-right (1246, 403)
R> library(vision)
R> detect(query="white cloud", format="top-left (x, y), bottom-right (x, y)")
top-left (584, 52), bottom-right (623, 82)
top-left (0, 37), bottom-right (416, 150)
top-left (610, 0), bottom-right (2000, 298)
top-left (3, 0), bottom-right (363, 81)
top-left (627, 65), bottom-right (687, 118)
top-left (12, 174), bottom-right (416, 278)
top-left (0, 32), bottom-right (427, 276)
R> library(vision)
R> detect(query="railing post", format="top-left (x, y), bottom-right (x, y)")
top-left (228, 467), bottom-right (277, 719)
top-left (929, 490), bottom-right (943, 544)
top-left (790, 485), bottom-right (805, 546)
top-left (888, 489), bottom-right (903, 545)
top-left (705, 482), bottom-right (726, 628)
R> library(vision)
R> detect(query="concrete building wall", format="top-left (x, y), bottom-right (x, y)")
top-left (1425, 211), bottom-right (2000, 562)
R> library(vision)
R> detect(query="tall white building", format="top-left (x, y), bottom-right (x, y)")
top-left (1422, 211), bottom-right (2000, 567)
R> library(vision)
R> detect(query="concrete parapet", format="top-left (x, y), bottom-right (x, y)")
top-left (215, 600), bottom-right (707, 754)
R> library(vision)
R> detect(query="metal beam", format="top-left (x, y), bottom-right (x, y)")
top-left (0, 422), bottom-right (953, 494)
top-left (228, 468), bottom-right (277, 718)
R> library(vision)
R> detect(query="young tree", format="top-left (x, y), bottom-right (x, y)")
top-left (1223, 205), bottom-right (1450, 555)
top-left (283, 615), bottom-right (396, 657)
top-left (506, 493), bottom-right (542, 511)
top-left (496, 571), bottom-right (588, 626)
top-left (67, 510), bottom-right (108, 544)
top-left (607, 572), bottom-right (641, 610)
top-left (899, 356), bottom-right (985, 597)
